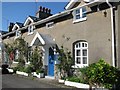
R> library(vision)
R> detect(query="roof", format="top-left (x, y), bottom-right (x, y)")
top-left (29, 15), bottom-right (41, 22)
top-left (30, 32), bottom-right (55, 46)
top-left (24, 16), bottom-right (41, 26)
top-left (2, 0), bottom-right (103, 39)
top-left (16, 22), bottom-right (24, 28)
top-left (0, 31), bottom-right (8, 35)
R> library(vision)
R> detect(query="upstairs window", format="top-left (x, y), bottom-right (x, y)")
top-left (28, 25), bottom-right (34, 35)
top-left (46, 22), bottom-right (54, 29)
top-left (73, 41), bottom-right (88, 68)
top-left (73, 7), bottom-right (87, 23)
top-left (15, 30), bottom-right (21, 39)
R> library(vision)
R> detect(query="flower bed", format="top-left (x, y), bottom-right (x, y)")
top-left (16, 71), bottom-right (28, 76)
top-left (65, 80), bottom-right (90, 88)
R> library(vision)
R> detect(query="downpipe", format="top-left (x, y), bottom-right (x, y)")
top-left (106, 0), bottom-right (115, 67)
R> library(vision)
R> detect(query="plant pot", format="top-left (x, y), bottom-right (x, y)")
top-left (58, 79), bottom-right (65, 83)
top-left (32, 72), bottom-right (44, 78)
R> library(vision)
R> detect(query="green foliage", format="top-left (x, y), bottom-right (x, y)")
top-left (57, 46), bottom-right (73, 78)
top-left (24, 65), bottom-right (33, 74)
top-left (80, 59), bottom-right (119, 89)
top-left (67, 76), bottom-right (81, 83)
top-left (13, 67), bottom-right (18, 73)
top-left (30, 46), bottom-right (43, 71)
top-left (36, 69), bottom-right (44, 75)
top-left (14, 38), bottom-right (30, 69)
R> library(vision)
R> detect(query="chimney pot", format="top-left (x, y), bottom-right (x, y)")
top-left (43, 7), bottom-right (45, 12)
top-left (39, 6), bottom-right (42, 11)
top-left (48, 9), bottom-right (51, 14)
top-left (45, 8), bottom-right (48, 13)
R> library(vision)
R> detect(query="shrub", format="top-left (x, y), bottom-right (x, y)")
top-left (36, 69), bottom-right (44, 75)
top-left (24, 65), bottom-right (33, 74)
top-left (13, 67), bottom-right (18, 73)
top-left (80, 59), bottom-right (119, 89)
top-left (67, 76), bottom-right (81, 83)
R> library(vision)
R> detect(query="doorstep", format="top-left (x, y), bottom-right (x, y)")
top-left (45, 76), bottom-right (55, 79)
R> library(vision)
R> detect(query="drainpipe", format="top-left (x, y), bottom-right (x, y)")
top-left (106, 0), bottom-right (115, 67)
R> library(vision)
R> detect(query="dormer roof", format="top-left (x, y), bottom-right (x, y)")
top-left (24, 16), bottom-right (40, 26)
top-left (12, 22), bottom-right (23, 31)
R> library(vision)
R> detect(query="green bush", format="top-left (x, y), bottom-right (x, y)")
top-left (80, 59), bottom-right (119, 89)
top-left (13, 67), bottom-right (18, 73)
top-left (24, 65), bottom-right (33, 74)
top-left (66, 76), bottom-right (81, 83)
top-left (36, 69), bottom-right (44, 75)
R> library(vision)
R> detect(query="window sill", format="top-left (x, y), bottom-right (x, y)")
top-left (28, 32), bottom-right (34, 35)
top-left (72, 64), bottom-right (88, 68)
top-left (14, 36), bottom-right (20, 40)
top-left (73, 17), bottom-right (87, 24)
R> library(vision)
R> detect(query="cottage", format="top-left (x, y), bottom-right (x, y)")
top-left (2, 0), bottom-right (120, 79)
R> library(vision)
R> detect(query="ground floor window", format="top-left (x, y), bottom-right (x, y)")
top-left (73, 41), bottom-right (88, 68)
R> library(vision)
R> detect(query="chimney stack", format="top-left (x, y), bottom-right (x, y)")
top-left (36, 6), bottom-right (52, 19)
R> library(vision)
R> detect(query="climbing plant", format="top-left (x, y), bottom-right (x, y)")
top-left (29, 46), bottom-right (43, 72)
top-left (13, 37), bottom-right (30, 70)
top-left (57, 46), bottom-right (73, 79)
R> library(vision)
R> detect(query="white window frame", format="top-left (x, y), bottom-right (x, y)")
top-left (73, 7), bottom-right (87, 23)
top-left (46, 22), bottom-right (54, 29)
top-left (28, 25), bottom-right (34, 35)
top-left (74, 42), bottom-right (88, 68)
top-left (13, 49), bottom-right (19, 63)
top-left (15, 30), bottom-right (21, 39)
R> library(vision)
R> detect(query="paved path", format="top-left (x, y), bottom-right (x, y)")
top-left (2, 74), bottom-right (75, 89)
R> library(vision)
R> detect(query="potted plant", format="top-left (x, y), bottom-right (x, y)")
top-left (36, 69), bottom-right (44, 78)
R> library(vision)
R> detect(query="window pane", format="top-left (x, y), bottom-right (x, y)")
top-left (82, 7), bottom-right (86, 13)
top-left (76, 44), bottom-right (78, 48)
top-left (83, 49), bottom-right (87, 56)
top-left (83, 57), bottom-right (87, 64)
top-left (77, 50), bottom-right (81, 56)
top-left (85, 43), bottom-right (87, 47)
top-left (76, 9), bottom-right (80, 14)
top-left (79, 43), bottom-right (81, 48)
top-left (82, 43), bottom-right (84, 47)
top-left (76, 57), bottom-right (81, 64)
top-left (82, 13), bottom-right (86, 18)
top-left (76, 15), bottom-right (80, 19)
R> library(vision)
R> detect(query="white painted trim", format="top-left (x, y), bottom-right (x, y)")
top-left (65, 0), bottom-right (79, 10)
top-left (8, 68), bottom-right (14, 73)
top-left (65, 81), bottom-right (90, 88)
top-left (27, 25), bottom-right (34, 35)
top-left (24, 17), bottom-right (34, 26)
top-left (12, 24), bottom-right (20, 31)
top-left (16, 71), bottom-right (28, 76)
top-left (73, 17), bottom-right (87, 23)
top-left (30, 32), bottom-right (45, 46)
top-left (46, 22), bottom-right (54, 29)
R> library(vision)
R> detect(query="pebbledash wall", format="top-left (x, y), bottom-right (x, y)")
top-left (2, 1), bottom-right (120, 78)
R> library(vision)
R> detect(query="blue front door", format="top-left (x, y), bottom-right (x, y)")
top-left (48, 48), bottom-right (54, 76)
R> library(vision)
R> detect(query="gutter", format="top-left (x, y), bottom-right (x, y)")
top-left (106, 0), bottom-right (115, 67)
